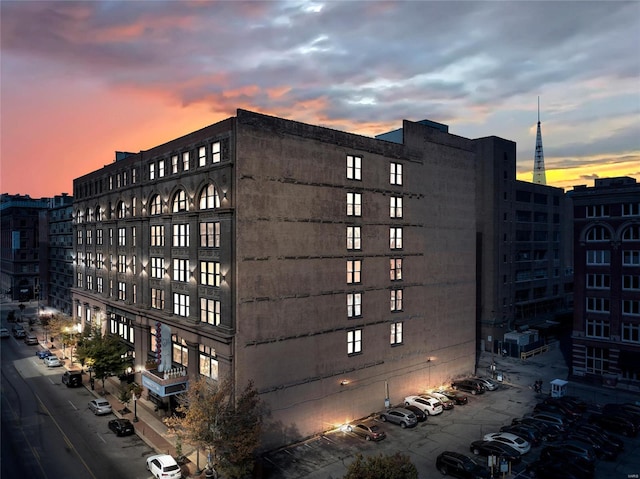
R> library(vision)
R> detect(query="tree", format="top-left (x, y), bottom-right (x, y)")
top-left (74, 326), bottom-right (129, 390)
top-left (164, 377), bottom-right (262, 479)
top-left (343, 453), bottom-right (418, 479)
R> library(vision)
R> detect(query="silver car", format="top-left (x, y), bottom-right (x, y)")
top-left (88, 398), bottom-right (113, 415)
top-left (474, 377), bottom-right (500, 391)
top-left (380, 407), bottom-right (418, 428)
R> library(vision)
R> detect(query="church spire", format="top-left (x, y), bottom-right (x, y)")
top-left (533, 97), bottom-right (546, 185)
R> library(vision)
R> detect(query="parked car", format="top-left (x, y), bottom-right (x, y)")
top-left (511, 416), bottom-right (560, 441)
top-left (24, 334), bottom-right (39, 345)
top-left (43, 356), bottom-right (62, 367)
top-left (473, 377), bottom-right (500, 391)
top-left (564, 432), bottom-right (619, 461)
top-left (62, 370), bottom-right (83, 387)
top-left (589, 413), bottom-right (638, 437)
top-left (602, 403), bottom-right (640, 426)
top-left (12, 325), bottom-right (26, 338)
top-left (0, 327), bottom-right (10, 338)
top-left (540, 441), bottom-right (597, 466)
top-left (424, 391), bottom-right (454, 410)
top-left (435, 451), bottom-right (492, 479)
top-left (403, 405), bottom-right (427, 422)
top-left (380, 407), bottom-right (418, 428)
top-left (482, 432), bottom-right (531, 454)
top-left (499, 424), bottom-right (542, 447)
top-left (146, 454), bottom-right (182, 479)
top-left (36, 349), bottom-right (53, 359)
top-left (572, 423), bottom-right (624, 452)
top-left (108, 418), bottom-right (135, 437)
top-left (436, 388), bottom-right (468, 405)
top-left (526, 458), bottom-right (595, 479)
top-left (469, 440), bottom-right (522, 464)
top-left (451, 379), bottom-right (485, 395)
top-left (88, 398), bottom-right (113, 416)
top-left (404, 395), bottom-right (443, 415)
top-left (523, 412), bottom-right (568, 432)
top-left (346, 419), bottom-right (386, 441)
top-left (534, 400), bottom-right (581, 421)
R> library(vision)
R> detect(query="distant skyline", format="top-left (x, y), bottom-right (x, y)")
top-left (1, 1), bottom-right (639, 198)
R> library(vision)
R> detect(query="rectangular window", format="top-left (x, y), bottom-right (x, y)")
top-left (173, 339), bottom-right (188, 366)
top-left (347, 329), bottom-right (362, 355)
top-left (117, 255), bottom-right (127, 273)
top-left (623, 300), bottom-right (640, 316)
top-left (346, 260), bottom-right (361, 284)
top-left (390, 227), bottom-right (403, 249)
top-left (200, 261), bottom-right (220, 286)
top-left (132, 284), bottom-right (137, 303)
top-left (390, 196), bottom-right (403, 218)
top-left (347, 292), bottom-right (362, 318)
top-left (586, 297), bottom-right (610, 312)
top-left (86, 229), bottom-right (92, 245)
top-left (173, 224), bottom-right (190, 247)
top-left (182, 152), bottom-right (190, 171)
top-left (171, 155), bottom-right (178, 174)
top-left (346, 192), bottom-right (362, 216)
top-left (391, 289), bottom-right (403, 312)
top-left (198, 146), bottom-right (206, 167)
top-left (97, 276), bottom-right (103, 293)
top-left (199, 344), bottom-right (219, 380)
top-left (586, 347), bottom-right (610, 374)
top-left (86, 275), bottom-right (93, 291)
top-left (623, 251), bottom-right (640, 266)
top-left (173, 293), bottom-right (189, 317)
top-left (158, 159), bottom-right (165, 177)
top-left (390, 258), bottom-right (402, 281)
top-left (151, 288), bottom-right (165, 310)
top-left (200, 298), bottom-right (221, 325)
top-left (96, 229), bottom-right (103, 245)
top-left (118, 281), bottom-right (126, 301)
top-left (390, 322), bottom-right (403, 345)
top-left (77, 272), bottom-right (83, 288)
top-left (346, 155), bottom-right (361, 180)
top-left (132, 168), bottom-right (137, 183)
top-left (390, 162), bottom-right (403, 185)
top-left (623, 275), bottom-right (640, 290)
top-left (200, 222), bottom-right (220, 247)
top-left (149, 163), bottom-right (155, 180)
top-left (77, 230), bottom-right (83, 245)
top-left (212, 141), bottom-right (221, 163)
top-left (622, 203), bottom-right (640, 216)
top-left (586, 205), bottom-right (609, 218)
top-left (132, 226), bottom-right (136, 246)
top-left (151, 257), bottom-right (165, 279)
top-left (586, 273), bottom-right (610, 289)
top-left (347, 226), bottom-right (361, 250)
top-left (173, 259), bottom-right (190, 282)
top-left (586, 319), bottom-right (610, 338)
top-left (151, 225), bottom-right (165, 247)
top-left (587, 250), bottom-right (610, 265)
top-left (118, 227), bottom-right (126, 246)
top-left (622, 322), bottom-right (640, 343)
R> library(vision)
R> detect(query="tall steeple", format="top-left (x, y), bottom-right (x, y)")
top-left (533, 97), bottom-right (546, 185)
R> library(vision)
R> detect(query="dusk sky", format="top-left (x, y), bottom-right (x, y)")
top-left (1, 1), bottom-right (639, 198)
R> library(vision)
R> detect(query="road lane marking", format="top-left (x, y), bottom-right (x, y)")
top-left (68, 400), bottom-right (78, 410)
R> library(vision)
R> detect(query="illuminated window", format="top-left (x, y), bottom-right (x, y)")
top-left (86, 229), bottom-right (92, 245)
top-left (391, 289), bottom-right (403, 312)
top-left (199, 344), bottom-right (218, 380)
top-left (77, 272), bottom-right (83, 288)
top-left (390, 162), bottom-right (403, 185)
top-left (97, 277), bottom-right (103, 293)
top-left (347, 260), bottom-right (361, 284)
top-left (182, 152), bottom-right (190, 171)
top-left (347, 192), bottom-right (361, 216)
top-left (347, 329), bottom-right (362, 355)
top-left (172, 339), bottom-right (188, 366)
top-left (200, 222), bottom-right (220, 247)
top-left (132, 197), bottom-right (137, 216)
top-left (200, 298), bottom-right (220, 325)
top-left (171, 155), bottom-right (178, 174)
top-left (347, 292), bottom-right (362, 318)
top-left (198, 146), bottom-right (206, 167)
top-left (172, 190), bottom-right (188, 212)
top-left (347, 226), bottom-right (361, 250)
top-left (97, 253), bottom-right (104, 269)
top-left (390, 196), bottom-right (403, 218)
top-left (346, 155), bottom-right (361, 180)
top-left (77, 230), bottom-right (83, 245)
top-left (173, 224), bottom-right (190, 247)
top-left (132, 226), bottom-right (136, 247)
top-left (86, 275), bottom-right (93, 291)
top-left (199, 184), bottom-right (220, 210)
top-left (212, 141), bottom-right (221, 163)
top-left (151, 225), bottom-right (165, 246)
top-left (173, 293), bottom-right (189, 317)
top-left (151, 288), bottom-right (165, 310)
top-left (117, 255), bottom-right (127, 273)
top-left (150, 195), bottom-right (162, 215)
top-left (390, 322), bottom-right (403, 345)
top-left (151, 257), bottom-right (164, 279)
top-left (149, 163), bottom-right (155, 180)
top-left (96, 206), bottom-right (103, 221)
top-left (118, 282), bottom-right (126, 301)
top-left (118, 227), bottom-right (126, 246)
top-left (390, 227), bottom-right (403, 249)
top-left (390, 258), bottom-right (402, 280)
top-left (158, 159), bottom-right (165, 178)
top-left (200, 261), bottom-right (220, 286)
top-left (173, 259), bottom-right (190, 282)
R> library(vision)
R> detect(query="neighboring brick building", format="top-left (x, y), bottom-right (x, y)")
top-left (71, 109), bottom-right (477, 446)
top-left (569, 177), bottom-right (640, 390)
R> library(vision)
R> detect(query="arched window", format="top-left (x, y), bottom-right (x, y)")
top-left (172, 190), bottom-right (188, 213)
top-left (586, 226), bottom-right (610, 242)
top-left (76, 209), bottom-right (83, 224)
top-left (622, 225), bottom-right (640, 241)
top-left (199, 184), bottom-right (220, 210)
top-left (95, 206), bottom-right (102, 221)
top-left (150, 195), bottom-right (162, 215)
top-left (117, 201), bottom-right (126, 219)
top-left (85, 208), bottom-right (93, 222)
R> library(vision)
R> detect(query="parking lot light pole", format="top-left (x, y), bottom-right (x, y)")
top-left (132, 393), bottom-right (138, 422)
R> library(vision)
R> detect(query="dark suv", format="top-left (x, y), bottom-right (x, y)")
top-left (451, 379), bottom-right (485, 395)
top-left (435, 451), bottom-right (491, 479)
top-left (62, 370), bottom-right (83, 387)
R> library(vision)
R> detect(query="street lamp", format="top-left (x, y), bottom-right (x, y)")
top-left (132, 392), bottom-right (139, 422)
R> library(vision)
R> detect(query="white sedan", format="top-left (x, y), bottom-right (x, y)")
top-left (43, 356), bottom-right (62, 367)
top-left (483, 432), bottom-right (531, 454)
top-left (404, 395), bottom-right (443, 415)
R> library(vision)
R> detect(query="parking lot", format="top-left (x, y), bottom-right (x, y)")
top-left (261, 343), bottom-right (640, 479)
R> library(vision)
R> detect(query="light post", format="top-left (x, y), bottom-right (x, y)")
top-left (132, 392), bottom-right (138, 422)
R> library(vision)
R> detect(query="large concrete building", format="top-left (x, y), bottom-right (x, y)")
top-left (71, 109), bottom-right (477, 446)
top-left (47, 193), bottom-right (75, 315)
top-left (569, 177), bottom-right (640, 391)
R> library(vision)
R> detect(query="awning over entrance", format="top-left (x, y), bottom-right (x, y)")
top-left (142, 368), bottom-right (188, 397)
